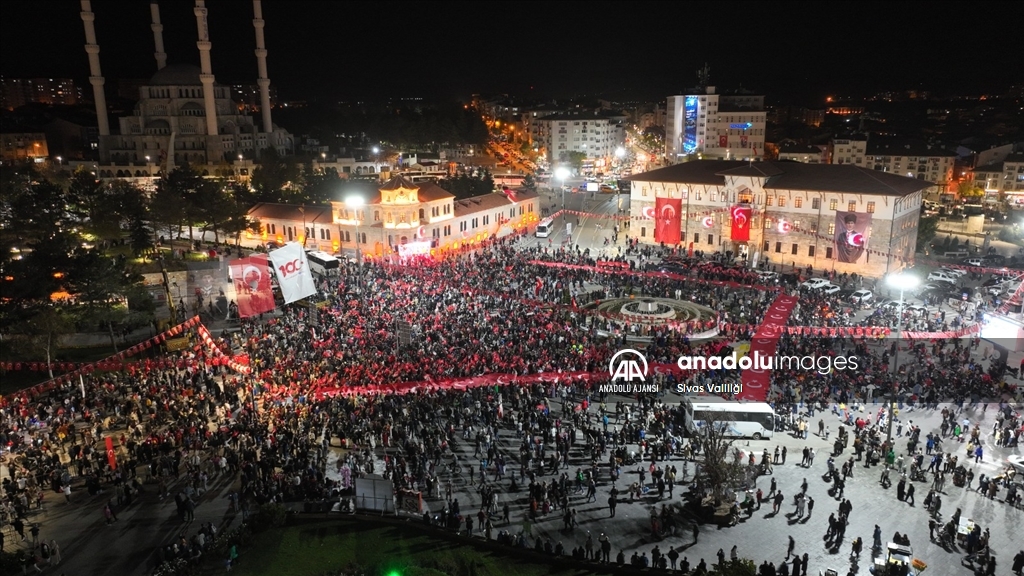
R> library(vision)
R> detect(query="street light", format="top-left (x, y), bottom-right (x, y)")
top-left (555, 166), bottom-right (571, 218)
top-left (884, 271), bottom-right (920, 448)
top-left (614, 147), bottom-right (626, 159)
top-left (345, 195), bottom-right (366, 291)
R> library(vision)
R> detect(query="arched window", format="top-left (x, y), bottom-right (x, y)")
top-left (418, 208), bottom-right (425, 220)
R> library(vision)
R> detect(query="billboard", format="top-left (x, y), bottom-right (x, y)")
top-left (654, 197), bottom-right (682, 245)
top-left (683, 96), bottom-right (698, 154)
top-left (229, 255), bottom-right (276, 318)
top-left (834, 211), bottom-right (872, 264)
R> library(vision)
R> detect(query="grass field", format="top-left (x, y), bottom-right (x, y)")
top-left (223, 522), bottom-right (588, 576)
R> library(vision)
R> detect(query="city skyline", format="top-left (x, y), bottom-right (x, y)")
top-left (1, 1), bottom-right (1022, 104)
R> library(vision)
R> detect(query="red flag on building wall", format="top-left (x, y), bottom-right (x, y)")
top-left (105, 436), bottom-right (117, 470)
top-left (730, 204), bottom-right (752, 242)
top-left (654, 197), bottom-right (682, 244)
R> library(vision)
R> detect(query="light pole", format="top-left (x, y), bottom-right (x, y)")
top-left (145, 155), bottom-right (152, 178)
top-left (345, 195), bottom-right (365, 292)
top-left (885, 272), bottom-right (919, 448)
top-left (555, 166), bottom-right (571, 219)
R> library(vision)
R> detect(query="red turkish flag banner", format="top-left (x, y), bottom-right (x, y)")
top-left (230, 255), bottom-right (276, 318)
top-left (719, 135), bottom-right (728, 147)
top-left (105, 436), bottom-right (117, 470)
top-left (730, 204), bottom-right (752, 242)
top-left (654, 197), bottom-right (682, 244)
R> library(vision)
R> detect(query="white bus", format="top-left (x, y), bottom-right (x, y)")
top-left (687, 401), bottom-right (776, 439)
top-left (305, 250), bottom-right (341, 276)
top-left (535, 217), bottom-right (555, 238)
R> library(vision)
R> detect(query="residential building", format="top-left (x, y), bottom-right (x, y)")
top-left (626, 160), bottom-right (929, 277)
top-left (777, 143), bottom-right (827, 164)
top-left (665, 87), bottom-right (766, 162)
top-left (830, 137), bottom-right (955, 197)
top-left (0, 132), bottom-right (48, 162)
top-left (536, 111), bottom-right (626, 166)
top-left (244, 176), bottom-right (540, 257)
top-left (972, 153), bottom-right (1024, 207)
top-left (1, 77), bottom-right (81, 109)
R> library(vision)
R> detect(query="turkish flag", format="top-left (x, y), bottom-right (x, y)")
top-left (719, 135), bottom-right (728, 147)
top-left (730, 204), bottom-right (751, 242)
top-left (654, 197), bottom-right (682, 244)
top-left (230, 255), bottom-right (276, 318)
top-left (105, 436), bottom-right (117, 470)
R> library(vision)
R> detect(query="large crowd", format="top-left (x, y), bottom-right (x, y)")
top-left (1, 235), bottom-right (1022, 575)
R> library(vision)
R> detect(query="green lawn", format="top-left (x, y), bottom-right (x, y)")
top-left (222, 522), bottom-right (590, 576)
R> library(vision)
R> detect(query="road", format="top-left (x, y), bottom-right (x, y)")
top-left (519, 182), bottom-right (631, 257)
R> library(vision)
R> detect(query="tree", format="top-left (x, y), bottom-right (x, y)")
top-left (301, 170), bottom-right (344, 205)
top-left (916, 214), bottom-right (940, 252)
top-left (522, 173), bottom-right (537, 191)
top-left (251, 148), bottom-right (300, 203)
top-left (957, 180), bottom-right (984, 201)
top-left (559, 151), bottom-right (587, 171)
top-left (690, 413), bottom-right (749, 501)
top-left (152, 165), bottom-right (219, 242)
top-left (7, 306), bottom-right (76, 378)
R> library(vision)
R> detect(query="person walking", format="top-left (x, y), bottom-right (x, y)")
top-left (787, 535), bottom-right (796, 559)
top-left (608, 494), bottom-right (617, 517)
top-left (692, 523), bottom-right (700, 544)
top-left (906, 483), bottom-right (915, 506)
top-left (49, 539), bottom-right (61, 565)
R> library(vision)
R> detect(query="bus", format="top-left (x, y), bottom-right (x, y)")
top-left (535, 217), bottom-right (555, 238)
top-left (686, 401), bottom-right (776, 439)
top-left (305, 250), bottom-right (341, 276)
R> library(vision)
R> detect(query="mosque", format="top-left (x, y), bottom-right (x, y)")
top-left (75, 0), bottom-right (293, 182)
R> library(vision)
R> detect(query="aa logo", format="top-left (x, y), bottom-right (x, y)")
top-left (609, 349), bottom-right (648, 382)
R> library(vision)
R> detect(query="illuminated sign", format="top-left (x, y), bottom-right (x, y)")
top-left (398, 241), bottom-right (432, 258)
top-left (683, 97), bottom-right (698, 154)
top-left (730, 123), bottom-right (753, 130)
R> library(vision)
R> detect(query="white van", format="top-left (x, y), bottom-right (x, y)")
top-left (535, 218), bottom-right (555, 238)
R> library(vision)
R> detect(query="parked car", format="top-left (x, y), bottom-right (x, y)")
top-left (938, 267), bottom-right (967, 278)
top-left (927, 271), bottom-right (958, 284)
top-left (800, 278), bottom-right (831, 290)
top-left (821, 284), bottom-right (841, 295)
top-left (965, 258), bottom-right (985, 267)
top-left (850, 289), bottom-right (874, 304)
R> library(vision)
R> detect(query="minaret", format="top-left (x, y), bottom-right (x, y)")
top-left (193, 0), bottom-right (219, 137)
top-left (252, 0), bottom-right (273, 134)
top-left (79, 1), bottom-right (109, 136)
top-left (150, 1), bottom-right (167, 70)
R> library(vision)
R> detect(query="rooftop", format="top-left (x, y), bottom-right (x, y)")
top-left (149, 64), bottom-right (204, 87)
top-left (628, 160), bottom-right (932, 197)
top-left (454, 190), bottom-right (539, 218)
top-left (865, 138), bottom-right (956, 158)
top-left (247, 203), bottom-right (333, 223)
top-left (975, 154), bottom-right (1024, 173)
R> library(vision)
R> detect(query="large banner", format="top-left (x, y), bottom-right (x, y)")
top-left (268, 242), bottom-right (317, 304)
top-left (730, 204), bottom-right (752, 242)
top-left (654, 197), bottom-right (682, 245)
top-left (739, 293), bottom-right (798, 402)
top-left (229, 255), bottom-right (276, 318)
top-left (834, 211), bottom-right (871, 263)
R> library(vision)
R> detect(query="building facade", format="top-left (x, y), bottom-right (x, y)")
top-left (626, 161), bottom-right (929, 278)
top-left (0, 132), bottom-right (48, 163)
top-left (244, 176), bottom-right (540, 257)
top-left (665, 87), bottom-right (766, 162)
top-left (830, 137), bottom-right (955, 197)
top-left (972, 153), bottom-right (1024, 206)
top-left (778, 143), bottom-right (828, 164)
top-left (536, 112), bottom-right (626, 165)
top-left (0, 78), bottom-right (80, 109)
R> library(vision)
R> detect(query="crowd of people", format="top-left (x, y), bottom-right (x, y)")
top-left (1, 235), bottom-right (1022, 575)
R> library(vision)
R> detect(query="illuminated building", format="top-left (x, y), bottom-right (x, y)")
top-left (665, 87), bottom-right (766, 162)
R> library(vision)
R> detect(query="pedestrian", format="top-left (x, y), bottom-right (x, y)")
top-left (692, 523), bottom-right (699, 544)
top-left (730, 545), bottom-right (738, 562)
top-left (807, 496), bottom-right (815, 517)
top-left (608, 494), bottom-right (617, 517)
top-left (49, 539), bottom-right (61, 565)
top-left (906, 483), bottom-right (915, 506)
top-left (62, 484), bottom-right (71, 504)
top-left (787, 535), bottom-right (796, 558)
top-left (782, 446), bottom-right (787, 464)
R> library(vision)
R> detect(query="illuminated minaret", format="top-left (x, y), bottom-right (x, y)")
top-left (150, 1), bottom-right (167, 70)
top-left (252, 0), bottom-right (273, 134)
top-left (79, 1), bottom-right (109, 136)
top-left (193, 0), bottom-right (219, 137)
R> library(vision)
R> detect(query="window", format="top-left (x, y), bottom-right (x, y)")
top-left (794, 198), bottom-right (803, 208)
top-left (808, 245), bottom-right (816, 257)
top-left (812, 198), bottom-right (820, 210)
top-left (765, 197), bottom-right (773, 207)
top-left (483, 215), bottom-right (489, 226)
top-left (867, 202), bottom-right (875, 213)
top-left (791, 244), bottom-right (798, 255)
top-left (711, 192), bottom-right (717, 202)
top-left (778, 197), bottom-right (787, 207)
top-left (848, 201), bottom-right (857, 212)
top-left (764, 241), bottom-right (770, 252)
top-left (829, 199), bottom-right (838, 210)
top-left (775, 242), bottom-right (782, 253)
top-left (695, 191), bottom-right (702, 201)
top-left (825, 247), bottom-right (833, 259)
top-left (764, 218), bottom-right (772, 229)
top-left (707, 234), bottom-right (714, 245)
top-left (828, 222), bottom-right (835, 235)
top-left (374, 210), bottom-right (380, 222)
top-left (694, 233), bottom-right (700, 243)
top-left (641, 227), bottom-right (646, 237)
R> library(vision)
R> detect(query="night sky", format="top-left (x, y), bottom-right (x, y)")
top-left (2, 1), bottom-right (1022, 104)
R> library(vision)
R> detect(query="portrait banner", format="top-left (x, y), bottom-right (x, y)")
top-left (834, 211), bottom-right (871, 264)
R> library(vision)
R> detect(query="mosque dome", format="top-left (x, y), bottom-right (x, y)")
top-left (149, 64), bottom-right (203, 86)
